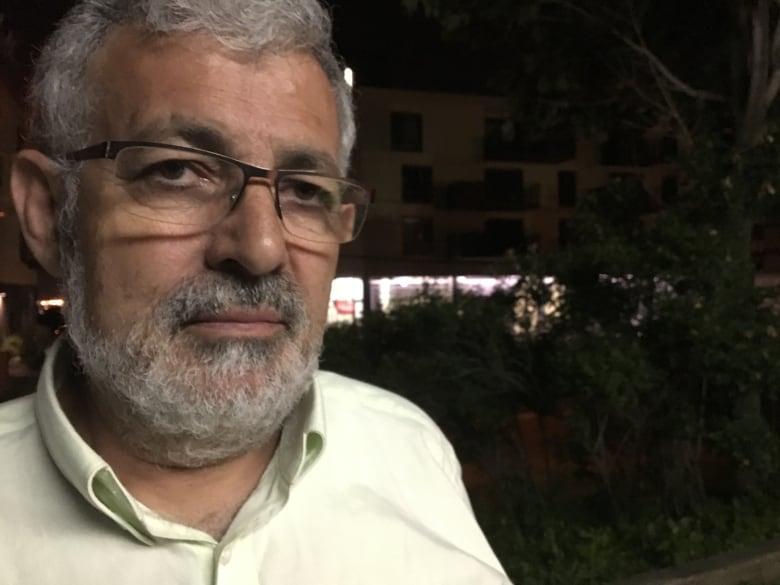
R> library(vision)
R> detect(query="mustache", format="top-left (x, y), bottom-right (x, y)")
top-left (155, 272), bottom-right (308, 333)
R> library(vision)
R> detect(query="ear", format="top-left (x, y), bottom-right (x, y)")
top-left (10, 149), bottom-right (67, 277)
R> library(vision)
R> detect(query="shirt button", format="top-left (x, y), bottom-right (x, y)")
top-left (220, 546), bottom-right (233, 565)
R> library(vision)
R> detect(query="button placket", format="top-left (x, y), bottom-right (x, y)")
top-left (219, 545), bottom-right (233, 565)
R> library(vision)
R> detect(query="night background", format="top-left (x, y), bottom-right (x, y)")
top-left (4, 1), bottom-right (780, 584)
top-left (0, 0), bottom-right (490, 91)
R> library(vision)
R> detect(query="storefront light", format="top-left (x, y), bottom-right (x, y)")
top-left (37, 298), bottom-right (65, 311)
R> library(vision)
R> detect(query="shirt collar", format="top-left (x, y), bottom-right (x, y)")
top-left (278, 373), bottom-right (326, 485)
top-left (35, 337), bottom-right (156, 542)
top-left (35, 336), bottom-right (327, 542)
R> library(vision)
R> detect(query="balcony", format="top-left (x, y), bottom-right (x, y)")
top-left (447, 219), bottom-right (526, 258)
top-left (600, 133), bottom-right (676, 167)
top-left (482, 119), bottom-right (576, 163)
top-left (440, 181), bottom-right (541, 211)
top-left (483, 136), bottom-right (576, 164)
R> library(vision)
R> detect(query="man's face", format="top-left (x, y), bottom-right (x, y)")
top-left (62, 28), bottom-right (343, 467)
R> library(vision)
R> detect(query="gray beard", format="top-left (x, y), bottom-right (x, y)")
top-left (63, 258), bottom-right (321, 469)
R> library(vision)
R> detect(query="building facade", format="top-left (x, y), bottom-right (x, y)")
top-left (3, 83), bottom-right (778, 325)
top-left (334, 87), bottom-right (679, 314)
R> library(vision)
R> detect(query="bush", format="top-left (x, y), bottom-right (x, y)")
top-left (323, 290), bottom-right (530, 460)
top-left (322, 139), bottom-right (780, 582)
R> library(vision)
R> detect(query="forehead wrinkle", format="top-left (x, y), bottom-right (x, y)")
top-left (87, 32), bottom-right (341, 172)
top-left (114, 112), bottom-right (340, 174)
top-left (125, 115), bottom-right (235, 155)
top-left (274, 146), bottom-right (339, 175)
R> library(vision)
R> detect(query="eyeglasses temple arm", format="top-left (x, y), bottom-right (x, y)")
top-left (66, 141), bottom-right (113, 162)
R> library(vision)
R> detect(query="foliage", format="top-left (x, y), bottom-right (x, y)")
top-left (322, 290), bottom-right (532, 460)
top-left (360, 1), bottom-right (780, 581)
top-left (0, 334), bottom-right (24, 356)
top-left (510, 175), bottom-right (777, 512)
top-left (396, 0), bottom-right (780, 498)
top-left (474, 489), bottom-right (780, 585)
top-left (323, 133), bottom-right (780, 579)
top-left (321, 98), bottom-right (780, 580)
top-left (406, 0), bottom-right (779, 150)
top-left (322, 279), bottom-right (780, 583)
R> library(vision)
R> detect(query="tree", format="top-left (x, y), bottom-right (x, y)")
top-left (405, 0), bottom-right (780, 494)
top-left (407, 0), bottom-right (780, 147)
top-left (405, 0), bottom-right (780, 245)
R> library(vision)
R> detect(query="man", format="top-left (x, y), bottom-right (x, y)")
top-left (1, 0), bottom-right (511, 583)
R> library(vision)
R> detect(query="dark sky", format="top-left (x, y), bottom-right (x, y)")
top-left (1, 0), bottom-right (489, 93)
top-left (1, 0), bottom-right (72, 63)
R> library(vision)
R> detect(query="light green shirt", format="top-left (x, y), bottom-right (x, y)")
top-left (0, 339), bottom-right (511, 584)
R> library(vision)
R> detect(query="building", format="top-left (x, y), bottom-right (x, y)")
top-left (2, 81), bottom-right (776, 326)
top-left (331, 87), bottom-right (679, 317)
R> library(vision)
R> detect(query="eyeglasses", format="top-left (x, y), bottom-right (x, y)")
top-left (66, 141), bottom-right (372, 244)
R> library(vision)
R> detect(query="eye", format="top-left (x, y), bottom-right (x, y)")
top-left (278, 175), bottom-right (337, 210)
top-left (134, 158), bottom-right (212, 188)
top-left (115, 147), bottom-right (228, 194)
top-left (292, 181), bottom-right (324, 200)
top-left (148, 159), bottom-right (194, 181)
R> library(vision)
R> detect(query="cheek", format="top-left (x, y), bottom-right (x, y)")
top-left (85, 227), bottom-right (204, 331)
top-left (288, 245), bottom-right (338, 320)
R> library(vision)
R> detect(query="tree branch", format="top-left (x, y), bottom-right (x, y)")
top-left (626, 4), bottom-right (693, 142)
top-left (618, 32), bottom-right (726, 102)
top-left (740, 0), bottom-right (770, 148)
top-left (766, 10), bottom-right (780, 105)
top-left (544, 0), bottom-right (726, 103)
top-left (628, 52), bottom-right (694, 144)
top-left (766, 68), bottom-right (780, 106)
top-left (771, 2), bottom-right (780, 59)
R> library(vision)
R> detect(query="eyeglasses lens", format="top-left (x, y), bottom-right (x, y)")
top-left (112, 145), bottom-right (367, 243)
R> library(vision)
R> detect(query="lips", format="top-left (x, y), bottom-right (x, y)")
top-left (184, 308), bottom-right (287, 337)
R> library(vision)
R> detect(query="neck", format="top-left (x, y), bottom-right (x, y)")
top-left (62, 376), bottom-right (279, 540)
top-left (92, 424), bottom-right (279, 540)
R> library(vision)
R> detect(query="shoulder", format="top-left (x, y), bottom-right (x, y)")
top-left (313, 371), bottom-right (461, 477)
top-left (0, 394), bottom-right (45, 484)
top-left (0, 393), bottom-right (37, 439)
top-left (314, 370), bottom-right (441, 433)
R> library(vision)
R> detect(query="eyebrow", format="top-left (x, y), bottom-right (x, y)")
top-left (275, 147), bottom-right (340, 176)
top-left (130, 116), bottom-right (234, 155)
top-left (128, 115), bottom-right (341, 174)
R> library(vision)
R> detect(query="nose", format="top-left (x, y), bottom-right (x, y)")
top-left (204, 181), bottom-right (287, 276)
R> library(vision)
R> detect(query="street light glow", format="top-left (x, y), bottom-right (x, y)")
top-left (344, 67), bottom-right (354, 88)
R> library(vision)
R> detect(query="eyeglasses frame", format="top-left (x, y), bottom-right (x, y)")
top-left (65, 140), bottom-right (373, 243)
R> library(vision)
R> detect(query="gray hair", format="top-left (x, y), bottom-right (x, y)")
top-left (27, 0), bottom-right (356, 172)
